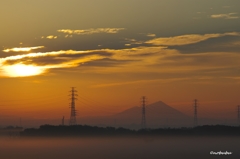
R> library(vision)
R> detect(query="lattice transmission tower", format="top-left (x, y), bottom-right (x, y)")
top-left (141, 96), bottom-right (146, 129)
top-left (238, 105), bottom-right (240, 125)
top-left (193, 99), bottom-right (198, 127)
top-left (69, 87), bottom-right (77, 125)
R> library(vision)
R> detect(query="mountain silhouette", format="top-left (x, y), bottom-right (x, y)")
top-left (116, 101), bottom-right (189, 118)
top-left (114, 101), bottom-right (192, 128)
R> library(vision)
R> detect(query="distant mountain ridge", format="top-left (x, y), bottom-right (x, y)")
top-left (113, 101), bottom-right (192, 128)
top-left (116, 101), bottom-right (189, 118)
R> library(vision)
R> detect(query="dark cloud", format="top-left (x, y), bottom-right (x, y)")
top-left (127, 52), bottom-right (158, 57)
top-left (34, 30), bottom-right (155, 53)
top-left (153, 52), bottom-right (239, 68)
top-left (0, 51), bottom-right (31, 58)
top-left (3, 56), bottom-right (68, 66)
top-left (56, 51), bottom-right (112, 58)
top-left (81, 58), bottom-right (137, 67)
top-left (2, 51), bottom-right (113, 66)
top-left (169, 36), bottom-right (240, 54)
top-left (38, 34), bottom-right (125, 51)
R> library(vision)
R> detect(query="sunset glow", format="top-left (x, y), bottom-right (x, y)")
top-left (2, 64), bottom-right (46, 77)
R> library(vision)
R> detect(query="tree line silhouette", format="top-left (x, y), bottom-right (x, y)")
top-left (20, 124), bottom-right (240, 137)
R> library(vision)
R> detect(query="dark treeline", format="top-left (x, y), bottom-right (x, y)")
top-left (20, 125), bottom-right (240, 137)
top-left (21, 125), bottom-right (132, 137)
top-left (0, 126), bottom-right (23, 136)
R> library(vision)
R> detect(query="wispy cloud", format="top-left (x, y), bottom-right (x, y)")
top-left (0, 50), bottom-right (108, 77)
top-left (92, 78), bottom-right (189, 88)
top-left (211, 13), bottom-right (239, 19)
top-left (3, 46), bottom-right (44, 52)
top-left (1, 46), bottom-right (240, 79)
top-left (145, 32), bottom-right (240, 46)
top-left (124, 38), bottom-right (144, 46)
top-left (58, 28), bottom-right (125, 35)
top-left (41, 35), bottom-right (58, 39)
top-left (1, 32), bottom-right (240, 80)
top-left (47, 35), bottom-right (57, 39)
top-left (146, 33), bottom-right (156, 37)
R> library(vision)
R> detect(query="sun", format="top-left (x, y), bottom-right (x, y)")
top-left (2, 64), bottom-right (45, 77)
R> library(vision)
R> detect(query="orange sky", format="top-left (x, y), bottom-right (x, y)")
top-left (1, 1), bottom-right (240, 126)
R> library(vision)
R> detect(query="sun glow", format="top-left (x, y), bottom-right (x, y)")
top-left (2, 64), bottom-right (46, 77)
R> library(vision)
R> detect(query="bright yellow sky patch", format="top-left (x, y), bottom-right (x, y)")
top-left (2, 64), bottom-right (46, 77)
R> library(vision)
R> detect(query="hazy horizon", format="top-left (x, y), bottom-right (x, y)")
top-left (1, 100), bottom-right (239, 128)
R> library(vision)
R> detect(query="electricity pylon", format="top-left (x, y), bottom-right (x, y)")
top-left (194, 99), bottom-right (198, 127)
top-left (141, 96), bottom-right (146, 129)
top-left (69, 87), bottom-right (77, 125)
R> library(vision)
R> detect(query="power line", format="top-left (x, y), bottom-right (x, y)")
top-left (77, 96), bottom-right (116, 113)
top-left (0, 94), bottom-right (66, 109)
top-left (0, 93), bottom-right (66, 103)
top-left (78, 94), bottom-right (118, 112)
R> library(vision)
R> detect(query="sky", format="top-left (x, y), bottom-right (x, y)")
top-left (0, 0), bottom-right (240, 126)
